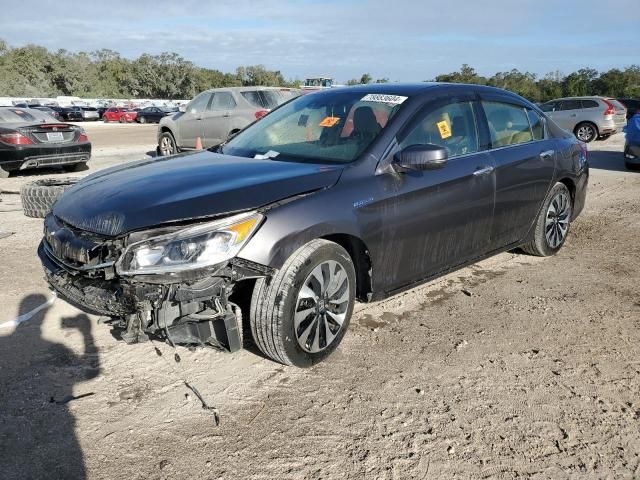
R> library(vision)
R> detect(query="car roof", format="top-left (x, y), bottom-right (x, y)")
top-left (545, 96), bottom-right (606, 102)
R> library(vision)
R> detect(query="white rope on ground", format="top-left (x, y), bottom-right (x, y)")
top-left (0, 293), bottom-right (57, 330)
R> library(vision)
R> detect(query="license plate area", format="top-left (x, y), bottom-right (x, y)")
top-left (46, 132), bottom-right (65, 142)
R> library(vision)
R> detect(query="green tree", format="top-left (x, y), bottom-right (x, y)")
top-left (435, 64), bottom-right (487, 85)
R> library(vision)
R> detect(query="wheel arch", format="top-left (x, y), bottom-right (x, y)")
top-left (557, 176), bottom-right (576, 204)
top-left (321, 233), bottom-right (373, 302)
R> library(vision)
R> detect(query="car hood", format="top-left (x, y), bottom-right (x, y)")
top-left (53, 151), bottom-right (344, 237)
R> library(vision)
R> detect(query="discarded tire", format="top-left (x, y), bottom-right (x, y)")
top-left (20, 177), bottom-right (78, 218)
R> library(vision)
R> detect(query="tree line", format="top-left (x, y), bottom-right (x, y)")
top-left (1, 39), bottom-right (638, 102)
top-left (0, 39), bottom-right (296, 99)
top-left (431, 64), bottom-right (640, 102)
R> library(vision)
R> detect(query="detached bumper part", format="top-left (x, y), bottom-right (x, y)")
top-left (39, 239), bottom-right (248, 353)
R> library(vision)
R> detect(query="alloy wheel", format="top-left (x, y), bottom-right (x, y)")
top-left (545, 191), bottom-right (571, 248)
top-left (576, 125), bottom-right (595, 142)
top-left (160, 136), bottom-right (175, 155)
top-left (294, 260), bottom-right (350, 353)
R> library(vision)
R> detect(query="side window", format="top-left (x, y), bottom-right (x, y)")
top-left (483, 101), bottom-right (533, 147)
top-left (188, 93), bottom-right (212, 113)
top-left (581, 100), bottom-right (599, 109)
top-left (559, 100), bottom-right (582, 111)
top-left (399, 101), bottom-right (480, 158)
top-left (211, 92), bottom-right (237, 110)
top-left (527, 109), bottom-right (544, 141)
top-left (540, 102), bottom-right (557, 113)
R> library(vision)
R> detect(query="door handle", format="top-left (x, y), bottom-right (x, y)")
top-left (223, 112), bottom-right (230, 117)
top-left (540, 150), bottom-right (555, 160)
top-left (473, 166), bottom-right (494, 176)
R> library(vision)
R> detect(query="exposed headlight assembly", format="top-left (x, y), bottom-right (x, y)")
top-left (116, 212), bottom-right (263, 275)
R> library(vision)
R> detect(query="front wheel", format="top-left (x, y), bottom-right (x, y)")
top-left (250, 239), bottom-right (356, 367)
top-left (138, 116), bottom-right (146, 124)
top-left (521, 182), bottom-right (573, 256)
top-left (158, 132), bottom-right (177, 156)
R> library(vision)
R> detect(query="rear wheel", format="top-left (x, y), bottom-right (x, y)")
top-left (103, 116), bottom-right (109, 123)
top-left (158, 131), bottom-right (177, 156)
top-left (0, 166), bottom-right (10, 178)
top-left (139, 116), bottom-right (146, 124)
top-left (119, 116), bottom-right (126, 123)
top-left (250, 239), bottom-right (356, 367)
top-left (521, 182), bottom-right (572, 256)
top-left (574, 122), bottom-right (598, 143)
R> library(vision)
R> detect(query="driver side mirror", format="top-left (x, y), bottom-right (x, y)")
top-left (179, 105), bottom-right (187, 113)
top-left (393, 144), bottom-right (448, 171)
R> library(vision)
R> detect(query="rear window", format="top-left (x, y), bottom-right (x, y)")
top-left (0, 108), bottom-right (38, 122)
top-left (241, 90), bottom-right (290, 109)
top-left (607, 99), bottom-right (626, 110)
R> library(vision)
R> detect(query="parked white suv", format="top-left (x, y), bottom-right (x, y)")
top-left (157, 87), bottom-right (300, 155)
top-left (540, 96), bottom-right (627, 142)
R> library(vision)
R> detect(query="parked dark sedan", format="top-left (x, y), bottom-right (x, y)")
top-left (38, 84), bottom-right (588, 367)
top-left (0, 107), bottom-right (91, 177)
top-left (49, 106), bottom-right (83, 122)
top-left (136, 106), bottom-right (173, 124)
top-left (31, 106), bottom-right (63, 120)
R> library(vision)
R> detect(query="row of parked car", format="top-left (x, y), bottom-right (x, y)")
top-left (11, 103), bottom-right (181, 124)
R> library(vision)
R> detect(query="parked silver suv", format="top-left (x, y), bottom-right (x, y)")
top-left (540, 96), bottom-right (627, 142)
top-left (157, 87), bottom-right (300, 155)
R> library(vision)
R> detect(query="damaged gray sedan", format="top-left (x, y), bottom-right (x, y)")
top-left (38, 83), bottom-right (588, 367)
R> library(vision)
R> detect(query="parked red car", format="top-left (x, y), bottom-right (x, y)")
top-left (103, 108), bottom-right (137, 123)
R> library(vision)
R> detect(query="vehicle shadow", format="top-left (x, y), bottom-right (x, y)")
top-left (589, 149), bottom-right (637, 173)
top-left (0, 294), bottom-right (99, 480)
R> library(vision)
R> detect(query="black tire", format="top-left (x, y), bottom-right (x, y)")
top-left (62, 162), bottom-right (88, 173)
top-left (574, 122), bottom-right (598, 143)
top-left (250, 239), bottom-right (356, 367)
top-left (20, 177), bottom-right (78, 218)
top-left (139, 116), bottom-right (146, 124)
top-left (626, 161), bottom-right (639, 171)
top-left (119, 116), bottom-right (126, 123)
top-left (521, 182), bottom-right (572, 257)
top-left (0, 166), bottom-right (10, 178)
top-left (158, 131), bottom-right (178, 156)
top-left (103, 116), bottom-right (109, 123)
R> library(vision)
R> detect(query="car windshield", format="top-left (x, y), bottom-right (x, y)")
top-left (223, 90), bottom-right (408, 164)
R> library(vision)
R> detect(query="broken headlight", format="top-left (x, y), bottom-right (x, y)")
top-left (116, 212), bottom-right (263, 275)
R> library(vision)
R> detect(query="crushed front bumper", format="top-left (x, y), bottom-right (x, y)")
top-left (38, 238), bottom-right (268, 352)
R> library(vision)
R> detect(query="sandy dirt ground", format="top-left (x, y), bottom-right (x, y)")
top-left (0, 128), bottom-right (639, 479)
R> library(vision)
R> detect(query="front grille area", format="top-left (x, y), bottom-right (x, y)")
top-left (43, 214), bottom-right (119, 268)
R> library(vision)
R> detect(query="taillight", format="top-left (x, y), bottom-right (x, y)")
top-left (78, 134), bottom-right (89, 142)
top-left (0, 132), bottom-right (34, 145)
top-left (603, 99), bottom-right (615, 116)
top-left (255, 109), bottom-right (269, 119)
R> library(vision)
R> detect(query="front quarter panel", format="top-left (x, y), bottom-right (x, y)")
top-left (237, 178), bottom-right (368, 270)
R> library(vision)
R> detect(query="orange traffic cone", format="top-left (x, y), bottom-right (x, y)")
top-left (195, 136), bottom-right (203, 150)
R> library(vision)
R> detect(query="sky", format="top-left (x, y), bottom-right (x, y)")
top-left (1, 0), bottom-right (639, 82)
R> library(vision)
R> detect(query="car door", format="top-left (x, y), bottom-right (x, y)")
top-left (177, 92), bottom-right (213, 148)
top-left (550, 99), bottom-right (582, 131)
top-left (369, 96), bottom-right (496, 291)
top-left (479, 97), bottom-right (555, 248)
top-left (201, 91), bottom-right (236, 147)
